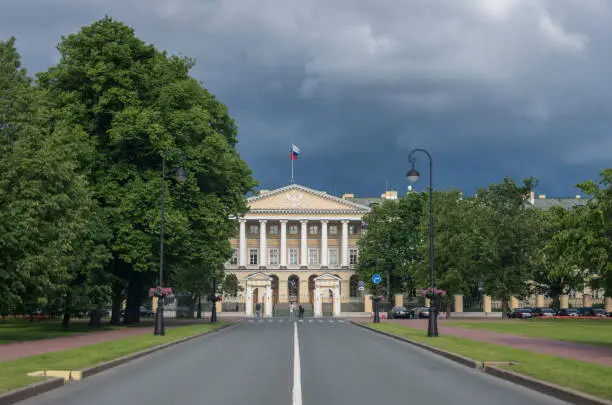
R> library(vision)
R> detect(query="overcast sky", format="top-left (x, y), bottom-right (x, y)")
top-left (1, 0), bottom-right (610, 198)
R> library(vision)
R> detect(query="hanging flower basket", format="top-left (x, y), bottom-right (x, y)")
top-left (420, 288), bottom-right (446, 300)
top-left (149, 286), bottom-right (173, 298)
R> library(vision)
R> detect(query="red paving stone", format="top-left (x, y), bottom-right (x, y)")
top-left (375, 319), bottom-right (612, 367)
top-left (0, 327), bottom-right (154, 362)
top-left (0, 317), bottom-right (241, 362)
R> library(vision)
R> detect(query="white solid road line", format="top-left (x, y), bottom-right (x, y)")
top-left (293, 322), bottom-right (302, 405)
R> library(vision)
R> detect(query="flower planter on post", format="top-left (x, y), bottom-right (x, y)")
top-left (420, 288), bottom-right (446, 337)
top-left (150, 286), bottom-right (173, 336)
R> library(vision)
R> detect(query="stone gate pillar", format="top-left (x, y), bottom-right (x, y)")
top-left (265, 285), bottom-right (273, 317)
top-left (245, 285), bottom-right (253, 317)
top-left (314, 287), bottom-right (322, 317)
top-left (453, 295), bottom-right (463, 313)
top-left (333, 285), bottom-right (341, 317)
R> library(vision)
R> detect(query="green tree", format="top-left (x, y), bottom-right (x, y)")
top-left (530, 206), bottom-right (589, 311)
top-left (0, 38), bottom-right (107, 320)
top-left (576, 168), bottom-right (612, 296)
top-left (39, 17), bottom-right (255, 323)
top-left (416, 190), bottom-right (483, 317)
top-left (357, 192), bottom-right (426, 298)
top-left (473, 177), bottom-right (542, 317)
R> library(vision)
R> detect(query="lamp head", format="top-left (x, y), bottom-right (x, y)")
top-left (407, 165), bottom-right (420, 183)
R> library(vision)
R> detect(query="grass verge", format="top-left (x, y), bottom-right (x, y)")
top-left (446, 319), bottom-right (612, 347)
top-left (0, 320), bottom-right (121, 344)
top-left (365, 323), bottom-right (612, 400)
top-left (0, 322), bottom-right (228, 393)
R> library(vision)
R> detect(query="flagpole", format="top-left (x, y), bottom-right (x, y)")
top-left (291, 155), bottom-right (294, 184)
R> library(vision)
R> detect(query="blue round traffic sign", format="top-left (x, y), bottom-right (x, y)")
top-left (358, 281), bottom-right (365, 287)
top-left (372, 273), bottom-right (382, 284)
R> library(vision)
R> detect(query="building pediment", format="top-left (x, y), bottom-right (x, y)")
top-left (247, 184), bottom-right (370, 214)
top-left (245, 272), bottom-right (272, 281)
top-left (314, 273), bottom-right (342, 281)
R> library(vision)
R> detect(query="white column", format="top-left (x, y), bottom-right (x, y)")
top-left (265, 285), bottom-right (272, 317)
top-left (245, 285), bottom-right (253, 316)
top-left (280, 220), bottom-right (288, 267)
top-left (333, 285), bottom-right (341, 316)
top-left (314, 287), bottom-right (322, 317)
top-left (239, 219), bottom-right (247, 267)
top-left (341, 220), bottom-right (349, 267)
top-left (321, 220), bottom-right (328, 267)
top-left (300, 220), bottom-right (308, 267)
top-left (259, 219), bottom-right (267, 267)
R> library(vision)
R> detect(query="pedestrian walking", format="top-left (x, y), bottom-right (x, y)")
top-left (298, 305), bottom-right (304, 319)
top-left (255, 302), bottom-right (261, 318)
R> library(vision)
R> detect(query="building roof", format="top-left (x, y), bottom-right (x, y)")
top-left (345, 197), bottom-right (385, 207)
top-left (531, 197), bottom-right (589, 211)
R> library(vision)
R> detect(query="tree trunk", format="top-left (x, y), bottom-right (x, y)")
top-left (62, 311), bottom-right (71, 329)
top-left (62, 292), bottom-right (72, 329)
top-left (124, 278), bottom-right (143, 325)
top-left (551, 294), bottom-right (560, 312)
top-left (197, 293), bottom-right (202, 319)
top-left (501, 297), bottom-right (508, 319)
top-left (88, 302), bottom-right (102, 328)
top-left (110, 291), bottom-right (123, 325)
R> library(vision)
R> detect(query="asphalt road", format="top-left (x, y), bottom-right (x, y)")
top-left (20, 318), bottom-right (571, 405)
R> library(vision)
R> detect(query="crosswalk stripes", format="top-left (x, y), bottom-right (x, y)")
top-left (245, 318), bottom-right (346, 324)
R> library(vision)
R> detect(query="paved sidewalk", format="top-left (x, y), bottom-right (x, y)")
top-left (374, 319), bottom-right (612, 367)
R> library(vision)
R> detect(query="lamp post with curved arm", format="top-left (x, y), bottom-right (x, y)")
top-left (154, 150), bottom-right (187, 336)
top-left (407, 148), bottom-right (438, 337)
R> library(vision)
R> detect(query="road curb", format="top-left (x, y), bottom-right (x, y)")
top-left (0, 322), bottom-right (237, 405)
top-left (0, 378), bottom-right (64, 405)
top-left (351, 321), bottom-right (612, 405)
top-left (351, 321), bottom-right (479, 369)
top-left (483, 366), bottom-right (612, 405)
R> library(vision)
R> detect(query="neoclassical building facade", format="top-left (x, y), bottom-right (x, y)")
top-left (225, 184), bottom-right (373, 316)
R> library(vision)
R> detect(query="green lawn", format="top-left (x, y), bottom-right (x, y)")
top-left (446, 319), bottom-right (612, 347)
top-left (0, 319), bottom-right (121, 344)
top-left (0, 323), bottom-right (228, 393)
top-left (365, 323), bottom-right (612, 400)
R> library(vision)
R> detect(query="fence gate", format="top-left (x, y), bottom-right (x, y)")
top-left (321, 302), bottom-right (333, 317)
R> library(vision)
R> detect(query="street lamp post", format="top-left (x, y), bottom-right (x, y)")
top-left (407, 148), bottom-right (439, 337)
top-left (210, 277), bottom-right (218, 323)
top-left (154, 153), bottom-right (187, 336)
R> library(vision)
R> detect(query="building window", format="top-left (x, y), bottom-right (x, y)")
top-left (349, 248), bottom-right (358, 265)
top-left (329, 225), bottom-right (338, 235)
top-left (349, 224), bottom-right (358, 235)
top-left (328, 248), bottom-right (338, 265)
top-left (249, 248), bottom-right (258, 265)
top-left (289, 248), bottom-right (299, 265)
top-left (249, 224), bottom-right (259, 234)
top-left (229, 248), bottom-right (238, 265)
top-left (308, 248), bottom-right (319, 265)
top-left (270, 225), bottom-right (279, 235)
top-left (289, 225), bottom-right (299, 234)
top-left (309, 225), bottom-right (319, 235)
top-left (268, 248), bottom-right (278, 266)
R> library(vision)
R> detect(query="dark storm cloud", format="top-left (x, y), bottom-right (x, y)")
top-left (2, 0), bottom-right (611, 197)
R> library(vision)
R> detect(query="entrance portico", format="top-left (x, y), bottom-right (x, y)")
top-left (313, 273), bottom-right (341, 317)
top-left (245, 273), bottom-right (273, 317)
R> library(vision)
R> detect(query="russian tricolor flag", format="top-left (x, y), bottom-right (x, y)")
top-left (290, 144), bottom-right (300, 160)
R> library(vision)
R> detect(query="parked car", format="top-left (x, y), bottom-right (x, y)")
top-left (556, 308), bottom-right (580, 317)
top-left (390, 306), bottom-right (410, 319)
top-left (593, 309), bottom-right (608, 318)
top-left (407, 307), bottom-right (430, 319)
top-left (531, 307), bottom-right (555, 317)
top-left (577, 307), bottom-right (599, 317)
top-left (507, 308), bottom-right (533, 319)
